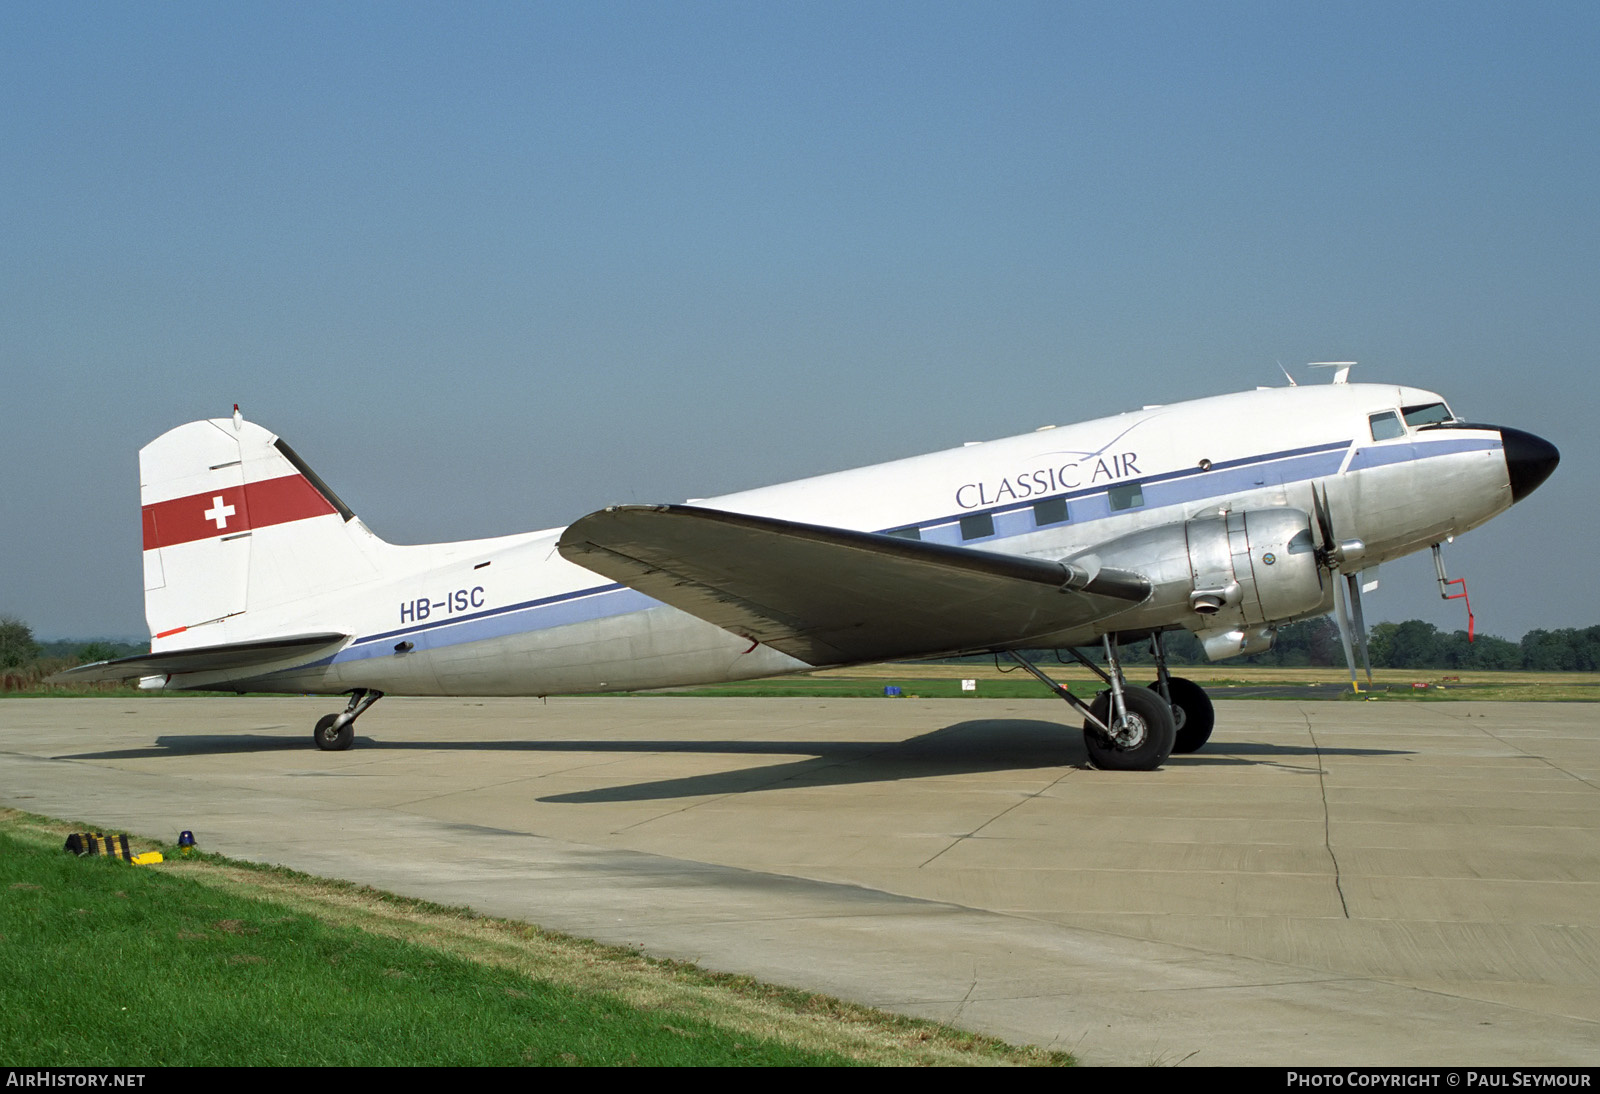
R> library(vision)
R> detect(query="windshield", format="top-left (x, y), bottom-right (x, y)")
top-left (1402, 402), bottom-right (1455, 427)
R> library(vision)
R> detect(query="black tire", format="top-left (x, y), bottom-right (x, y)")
top-left (1083, 685), bottom-right (1176, 771)
top-left (1147, 676), bottom-right (1215, 754)
top-left (313, 713), bottom-right (354, 752)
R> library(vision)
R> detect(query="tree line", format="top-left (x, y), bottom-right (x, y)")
top-left (5, 613), bottom-right (1600, 682)
top-left (1102, 617), bottom-right (1600, 671)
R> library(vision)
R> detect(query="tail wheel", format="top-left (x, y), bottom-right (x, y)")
top-left (1147, 676), bottom-right (1215, 754)
top-left (1083, 686), bottom-right (1176, 771)
top-left (313, 713), bottom-right (354, 752)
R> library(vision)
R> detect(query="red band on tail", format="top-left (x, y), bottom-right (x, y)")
top-left (142, 474), bottom-right (337, 550)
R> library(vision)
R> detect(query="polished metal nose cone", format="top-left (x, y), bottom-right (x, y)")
top-left (1500, 426), bottom-right (1560, 502)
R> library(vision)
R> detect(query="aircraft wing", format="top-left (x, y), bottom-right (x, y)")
top-left (46, 632), bottom-right (350, 685)
top-left (557, 505), bottom-right (1149, 666)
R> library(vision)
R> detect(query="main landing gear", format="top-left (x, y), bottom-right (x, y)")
top-left (1145, 631), bottom-right (1215, 754)
top-left (313, 688), bottom-right (384, 752)
top-left (1007, 631), bottom-right (1212, 770)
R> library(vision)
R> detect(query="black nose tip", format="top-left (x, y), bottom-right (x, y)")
top-left (1501, 427), bottom-right (1560, 502)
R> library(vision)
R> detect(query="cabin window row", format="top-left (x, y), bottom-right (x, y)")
top-left (885, 484), bottom-right (1148, 543)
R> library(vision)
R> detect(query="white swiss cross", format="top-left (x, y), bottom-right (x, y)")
top-left (204, 495), bottom-right (236, 530)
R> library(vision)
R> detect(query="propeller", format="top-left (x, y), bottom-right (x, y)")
top-left (1311, 483), bottom-right (1373, 692)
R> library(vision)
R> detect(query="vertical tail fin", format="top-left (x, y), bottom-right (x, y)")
top-left (140, 415), bottom-right (387, 648)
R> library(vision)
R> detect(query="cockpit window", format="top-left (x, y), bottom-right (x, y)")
top-left (1368, 411), bottom-right (1405, 441)
top-left (1402, 402), bottom-right (1454, 427)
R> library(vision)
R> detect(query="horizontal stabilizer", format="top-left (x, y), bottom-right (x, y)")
top-left (557, 505), bottom-right (1148, 666)
top-left (47, 632), bottom-right (349, 684)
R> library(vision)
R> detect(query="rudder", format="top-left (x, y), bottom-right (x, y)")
top-left (140, 413), bottom-right (386, 649)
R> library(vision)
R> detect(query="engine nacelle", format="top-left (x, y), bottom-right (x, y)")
top-left (1067, 508), bottom-right (1324, 660)
top-left (1185, 509), bottom-right (1323, 629)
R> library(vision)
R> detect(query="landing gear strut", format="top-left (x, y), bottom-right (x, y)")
top-left (1147, 632), bottom-right (1215, 754)
top-left (1007, 634), bottom-right (1176, 771)
top-left (313, 688), bottom-right (383, 752)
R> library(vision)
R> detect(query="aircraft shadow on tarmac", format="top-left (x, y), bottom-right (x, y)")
top-left (59, 719), bottom-right (1410, 799)
top-left (531, 726), bottom-right (1411, 803)
top-left (61, 733), bottom-right (314, 760)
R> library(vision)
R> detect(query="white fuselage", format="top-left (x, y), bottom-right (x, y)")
top-left (170, 383), bottom-right (1516, 696)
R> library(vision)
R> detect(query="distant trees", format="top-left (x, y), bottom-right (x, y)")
top-left (1260, 619), bottom-right (1597, 671)
top-left (0, 623), bottom-right (148, 692)
top-left (2, 612), bottom-right (1598, 680)
top-left (1100, 617), bottom-right (1600, 672)
top-left (0, 615), bottom-right (39, 669)
top-left (33, 638), bottom-right (147, 662)
top-left (73, 641), bottom-right (125, 664)
top-left (1519, 627), bottom-right (1600, 672)
top-left (1244, 617), bottom-right (1343, 667)
top-left (1358, 621), bottom-right (1600, 672)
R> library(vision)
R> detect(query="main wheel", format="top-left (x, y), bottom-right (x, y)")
top-left (1147, 676), bottom-right (1215, 754)
top-left (313, 713), bottom-right (354, 752)
top-left (1083, 685), bottom-right (1176, 771)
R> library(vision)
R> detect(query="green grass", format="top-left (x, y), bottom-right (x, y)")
top-left (1356, 681), bottom-right (1599, 702)
top-left (0, 814), bottom-right (1069, 1067)
top-left (0, 686), bottom-right (241, 698)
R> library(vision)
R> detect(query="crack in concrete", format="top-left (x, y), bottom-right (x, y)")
top-left (1303, 708), bottom-right (1351, 919)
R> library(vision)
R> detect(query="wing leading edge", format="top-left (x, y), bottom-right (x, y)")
top-left (557, 504), bottom-right (1150, 666)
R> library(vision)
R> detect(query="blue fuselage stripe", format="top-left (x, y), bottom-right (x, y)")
top-left (323, 434), bottom-right (1497, 665)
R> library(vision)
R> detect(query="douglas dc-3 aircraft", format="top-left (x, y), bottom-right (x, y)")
top-left (59, 371), bottom-right (1558, 770)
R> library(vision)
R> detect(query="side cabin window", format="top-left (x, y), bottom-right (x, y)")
top-left (1033, 497), bottom-right (1069, 527)
top-left (1368, 411), bottom-right (1405, 442)
top-left (959, 512), bottom-right (994, 540)
top-left (885, 525), bottom-right (922, 541)
top-left (1107, 482), bottom-right (1144, 512)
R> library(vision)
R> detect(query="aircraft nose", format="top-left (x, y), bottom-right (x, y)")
top-left (1500, 426), bottom-right (1560, 502)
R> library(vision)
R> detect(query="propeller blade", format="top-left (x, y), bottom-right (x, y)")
top-left (1316, 481), bottom-right (1371, 691)
top-left (1313, 483), bottom-right (1336, 556)
top-left (1345, 571), bottom-right (1373, 685)
top-left (1333, 570), bottom-right (1361, 692)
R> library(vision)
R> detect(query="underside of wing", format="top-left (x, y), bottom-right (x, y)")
top-left (557, 505), bottom-right (1149, 666)
top-left (46, 632), bottom-right (350, 685)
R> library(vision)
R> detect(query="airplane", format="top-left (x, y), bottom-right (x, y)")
top-left (56, 373), bottom-right (1558, 771)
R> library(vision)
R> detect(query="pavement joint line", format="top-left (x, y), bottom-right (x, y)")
top-left (917, 768), bottom-right (1078, 869)
top-left (1472, 721), bottom-right (1600, 793)
top-left (948, 971), bottom-right (981, 1025)
top-left (612, 789), bottom-right (747, 833)
top-left (390, 779), bottom-right (540, 808)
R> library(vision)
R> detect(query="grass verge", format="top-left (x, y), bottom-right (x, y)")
top-left (0, 810), bottom-right (1069, 1067)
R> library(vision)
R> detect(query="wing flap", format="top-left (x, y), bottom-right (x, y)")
top-left (46, 632), bottom-right (349, 684)
top-left (557, 505), bottom-right (1148, 665)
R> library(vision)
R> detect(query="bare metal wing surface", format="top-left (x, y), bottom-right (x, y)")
top-left (50, 633), bottom-right (350, 685)
top-left (556, 504), bottom-right (1150, 666)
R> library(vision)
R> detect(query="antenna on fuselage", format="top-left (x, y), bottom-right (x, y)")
top-left (1275, 360), bottom-right (1298, 386)
top-left (1308, 361), bottom-right (1356, 384)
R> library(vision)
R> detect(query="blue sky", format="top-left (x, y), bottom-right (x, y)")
top-left (3, 2), bottom-right (1595, 641)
